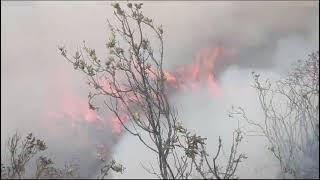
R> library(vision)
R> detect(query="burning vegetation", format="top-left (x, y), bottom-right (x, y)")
top-left (1, 1), bottom-right (318, 179)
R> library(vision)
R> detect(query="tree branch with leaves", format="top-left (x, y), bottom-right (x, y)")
top-left (59, 2), bottom-right (245, 179)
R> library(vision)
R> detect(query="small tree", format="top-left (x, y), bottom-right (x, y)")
top-left (231, 51), bottom-right (319, 179)
top-left (98, 159), bottom-right (125, 179)
top-left (1, 133), bottom-right (47, 179)
top-left (1, 133), bottom-right (79, 179)
top-left (59, 2), bottom-right (246, 179)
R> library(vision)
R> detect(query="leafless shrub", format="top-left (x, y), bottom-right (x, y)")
top-left (231, 51), bottom-right (319, 179)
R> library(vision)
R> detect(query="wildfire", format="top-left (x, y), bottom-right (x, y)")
top-left (164, 72), bottom-right (177, 82)
top-left (47, 47), bottom-right (225, 136)
top-left (111, 115), bottom-right (129, 134)
top-left (164, 47), bottom-right (223, 96)
top-left (44, 74), bottom-right (107, 131)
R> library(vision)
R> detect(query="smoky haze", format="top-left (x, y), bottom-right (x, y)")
top-left (1, 1), bottom-right (319, 178)
top-left (142, 1), bottom-right (319, 76)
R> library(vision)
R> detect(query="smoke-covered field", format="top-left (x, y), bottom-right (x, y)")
top-left (1, 1), bottom-right (319, 178)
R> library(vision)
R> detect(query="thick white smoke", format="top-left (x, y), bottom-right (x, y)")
top-left (142, 1), bottom-right (319, 74)
top-left (1, 1), bottom-right (318, 178)
top-left (113, 1), bottom-right (319, 178)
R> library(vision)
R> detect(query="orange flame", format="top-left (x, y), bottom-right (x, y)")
top-left (47, 46), bottom-right (226, 136)
top-left (164, 47), bottom-right (224, 96)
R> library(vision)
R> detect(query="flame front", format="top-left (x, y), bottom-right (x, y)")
top-left (164, 47), bottom-right (223, 96)
top-left (47, 46), bottom-right (225, 137)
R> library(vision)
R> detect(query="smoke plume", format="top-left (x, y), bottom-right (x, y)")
top-left (1, 1), bottom-right (318, 178)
